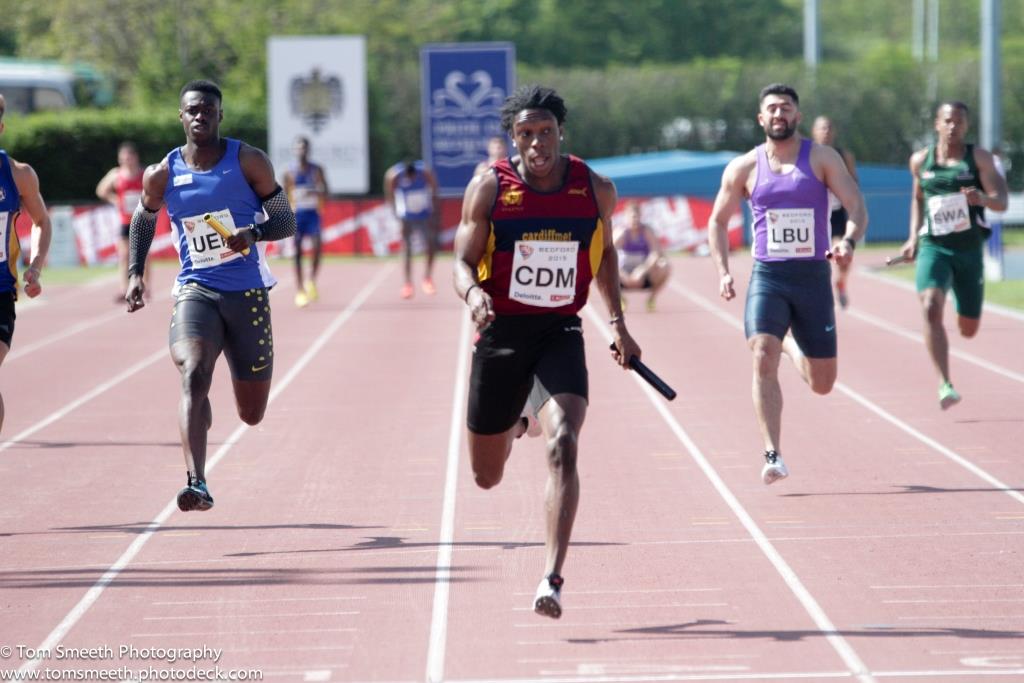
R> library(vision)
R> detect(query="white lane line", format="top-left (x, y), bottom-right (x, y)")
top-left (872, 584), bottom-right (1024, 589)
top-left (834, 382), bottom-right (1024, 506)
top-left (142, 610), bottom-right (360, 620)
top-left (131, 628), bottom-right (358, 638)
top-left (8, 290), bottom-right (173, 363)
top-left (426, 310), bottom-right (471, 683)
top-left (510, 603), bottom-right (728, 612)
top-left (16, 265), bottom-right (393, 674)
top-left (670, 282), bottom-right (1024, 507)
top-left (858, 265), bottom-right (1024, 323)
top-left (447, 672), bottom-right (853, 682)
top-left (0, 348), bottom-right (167, 456)
top-left (844, 307), bottom-right (1024, 384)
top-left (884, 599), bottom-right (1024, 604)
top-left (583, 306), bottom-right (875, 683)
top-left (445, 668), bottom-right (1024, 683)
top-left (152, 596), bottom-right (366, 605)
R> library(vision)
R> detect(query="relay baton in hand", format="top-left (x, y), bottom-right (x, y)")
top-left (203, 213), bottom-right (250, 256)
top-left (610, 343), bottom-right (677, 401)
top-left (885, 254), bottom-right (912, 266)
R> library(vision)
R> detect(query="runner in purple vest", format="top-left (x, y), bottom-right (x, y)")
top-left (707, 84), bottom-right (867, 485)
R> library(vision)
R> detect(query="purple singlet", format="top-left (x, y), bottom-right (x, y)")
top-left (750, 138), bottom-right (830, 262)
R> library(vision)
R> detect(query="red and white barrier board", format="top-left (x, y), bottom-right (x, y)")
top-left (15, 196), bottom-right (741, 265)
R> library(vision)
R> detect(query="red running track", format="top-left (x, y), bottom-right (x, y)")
top-left (0, 253), bottom-right (1021, 682)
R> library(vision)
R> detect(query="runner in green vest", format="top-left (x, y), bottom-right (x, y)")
top-left (901, 101), bottom-right (1007, 409)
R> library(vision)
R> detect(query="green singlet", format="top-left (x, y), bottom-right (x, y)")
top-left (915, 144), bottom-right (986, 317)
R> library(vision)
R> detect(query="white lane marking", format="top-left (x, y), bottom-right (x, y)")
top-left (858, 265), bottom-right (1024, 323)
top-left (131, 628), bottom-right (357, 638)
top-left (426, 310), bottom-right (471, 683)
top-left (0, 348), bottom-right (167, 456)
top-left (845, 307), bottom-right (1024, 384)
top-left (153, 596), bottom-right (366, 605)
top-left (304, 672), bottom-right (332, 682)
top-left (835, 382), bottom-right (1024, 506)
top-left (584, 306), bottom-right (875, 683)
top-left (670, 282), bottom-right (1024, 507)
top-left (16, 265), bottom-right (393, 674)
top-left (445, 668), bottom-right (1024, 682)
top-left (510, 603), bottom-right (728, 612)
top-left (8, 290), bottom-right (173, 363)
top-left (884, 599), bottom-right (1024, 604)
top-left (873, 584), bottom-right (1024, 589)
top-left (142, 610), bottom-right (360, 620)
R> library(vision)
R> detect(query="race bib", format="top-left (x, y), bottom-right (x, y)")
top-left (120, 190), bottom-right (142, 215)
top-left (927, 193), bottom-right (971, 236)
top-left (399, 188), bottom-right (430, 216)
top-left (179, 209), bottom-right (242, 270)
top-left (292, 187), bottom-right (319, 211)
top-left (510, 240), bottom-right (579, 308)
top-left (766, 208), bottom-right (815, 258)
top-left (0, 212), bottom-right (7, 262)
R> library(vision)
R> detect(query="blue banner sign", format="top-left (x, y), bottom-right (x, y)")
top-left (421, 43), bottom-right (516, 197)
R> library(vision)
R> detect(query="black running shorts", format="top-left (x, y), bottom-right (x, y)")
top-left (169, 282), bottom-right (274, 381)
top-left (467, 313), bottom-right (588, 435)
top-left (0, 291), bottom-right (15, 348)
top-left (744, 259), bottom-right (837, 359)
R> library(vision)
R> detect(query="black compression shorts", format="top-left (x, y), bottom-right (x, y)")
top-left (744, 260), bottom-right (837, 359)
top-left (467, 313), bottom-right (588, 435)
top-left (169, 282), bottom-right (274, 381)
top-left (829, 208), bottom-right (848, 238)
top-left (0, 291), bottom-right (16, 348)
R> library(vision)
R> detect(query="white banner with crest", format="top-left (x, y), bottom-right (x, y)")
top-left (267, 35), bottom-right (369, 194)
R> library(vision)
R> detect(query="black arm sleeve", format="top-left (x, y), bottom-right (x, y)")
top-left (256, 186), bottom-right (297, 242)
top-left (128, 202), bottom-right (159, 277)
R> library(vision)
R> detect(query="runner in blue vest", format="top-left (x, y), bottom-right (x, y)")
top-left (707, 84), bottom-right (867, 485)
top-left (283, 136), bottom-right (327, 308)
top-left (0, 93), bottom-right (52, 436)
top-left (384, 160), bottom-right (439, 299)
top-left (125, 80), bottom-right (297, 511)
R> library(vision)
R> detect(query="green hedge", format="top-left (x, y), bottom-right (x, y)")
top-left (2, 106), bottom-right (266, 203)
top-left (4, 52), bottom-right (1022, 203)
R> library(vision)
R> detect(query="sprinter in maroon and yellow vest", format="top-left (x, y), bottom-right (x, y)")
top-left (453, 85), bottom-right (642, 620)
top-left (482, 154), bottom-right (604, 314)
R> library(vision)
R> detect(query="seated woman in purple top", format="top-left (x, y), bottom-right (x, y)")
top-left (613, 201), bottom-right (671, 311)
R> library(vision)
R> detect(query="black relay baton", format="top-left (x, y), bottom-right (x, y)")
top-left (610, 343), bottom-right (677, 401)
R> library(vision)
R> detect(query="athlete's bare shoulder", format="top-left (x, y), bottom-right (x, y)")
top-left (142, 158), bottom-right (170, 196)
top-left (6, 154), bottom-right (38, 183)
top-left (237, 140), bottom-right (271, 165)
top-left (723, 149), bottom-right (757, 186)
top-left (464, 165), bottom-right (498, 206)
top-left (908, 147), bottom-right (929, 172)
top-left (587, 167), bottom-right (618, 214)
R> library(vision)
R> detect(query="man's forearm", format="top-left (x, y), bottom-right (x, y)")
top-left (596, 249), bottom-right (625, 318)
top-left (708, 223), bottom-right (731, 276)
top-left (254, 187), bottom-right (297, 241)
top-left (128, 203), bottom-right (158, 276)
top-left (29, 221), bottom-right (51, 271)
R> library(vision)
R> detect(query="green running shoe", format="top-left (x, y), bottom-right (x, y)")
top-left (939, 382), bottom-right (961, 411)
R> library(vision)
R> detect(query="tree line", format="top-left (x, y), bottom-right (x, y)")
top-left (2, 0), bottom-right (1022, 198)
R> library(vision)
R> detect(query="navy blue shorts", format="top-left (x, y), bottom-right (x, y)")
top-left (744, 260), bottom-right (836, 359)
top-left (467, 313), bottom-right (588, 435)
top-left (295, 210), bottom-right (321, 238)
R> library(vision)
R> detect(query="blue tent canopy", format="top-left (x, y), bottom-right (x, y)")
top-left (588, 150), bottom-right (739, 198)
top-left (588, 149), bottom-right (912, 242)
